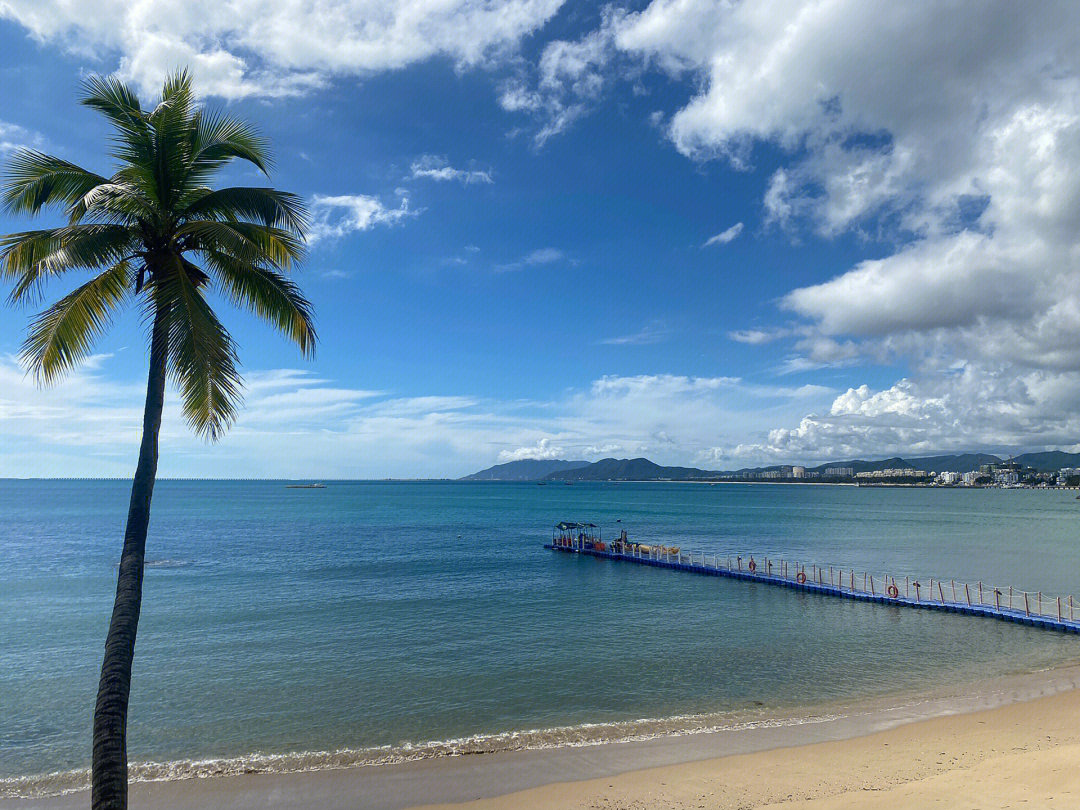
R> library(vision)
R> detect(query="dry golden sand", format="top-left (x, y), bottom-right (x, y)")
top-left (408, 688), bottom-right (1080, 810)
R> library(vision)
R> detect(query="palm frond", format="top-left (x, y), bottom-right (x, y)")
top-left (204, 251), bottom-right (316, 356)
top-left (153, 259), bottom-right (243, 440)
top-left (177, 220), bottom-right (305, 268)
top-left (2, 151), bottom-right (109, 215)
top-left (80, 74), bottom-right (144, 129)
top-left (2, 224), bottom-right (138, 302)
top-left (80, 75), bottom-right (154, 170)
top-left (21, 262), bottom-right (132, 384)
top-left (148, 71), bottom-right (200, 212)
top-left (149, 70), bottom-right (196, 127)
top-left (179, 187), bottom-right (309, 232)
top-left (68, 180), bottom-right (154, 225)
top-left (190, 111), bottom-right (271, 176)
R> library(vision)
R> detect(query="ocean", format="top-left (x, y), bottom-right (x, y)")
top-left (3, 479), bottom-right (1079, 796)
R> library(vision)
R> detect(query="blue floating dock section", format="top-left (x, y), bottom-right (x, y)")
top-left (546, 542), bottom-right (1080, 635)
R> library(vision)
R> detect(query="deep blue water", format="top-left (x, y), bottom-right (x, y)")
top-left (2, 480), bottom-right (1080, 789)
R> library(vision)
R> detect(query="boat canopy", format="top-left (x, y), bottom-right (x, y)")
top-left (553, 521), bottom-right (601, 543)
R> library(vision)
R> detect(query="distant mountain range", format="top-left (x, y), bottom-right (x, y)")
top-left (546, 457), bottom-right (718, 481)
top-left (459, 459), bottom-right (589, 481)
top-left (462, 451), bottom-right (1080, 481)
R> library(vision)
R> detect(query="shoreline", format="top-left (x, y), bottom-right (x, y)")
top-left (5, 661), bottom-right (1080, 809)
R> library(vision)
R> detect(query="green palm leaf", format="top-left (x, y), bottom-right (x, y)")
top-left (2, 224), bottom-right (138, 302)
top-left (21, 261), bottom-right (132, 383)
top-left (180, 187), bottom-right (309, 232)
top-left (154, 260), bottom-right (243, 440)
top-left (2, 151), bottom-right (109, 215)
top-left (178, 220), bottom-right (305, 268)
top-left (191, 110), bottom-right (271, 176)
top-left (204, 251), bottom-right (316, 356)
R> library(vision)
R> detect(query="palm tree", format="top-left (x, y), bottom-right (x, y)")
top-left (1, 71), bottom-right (316, 810)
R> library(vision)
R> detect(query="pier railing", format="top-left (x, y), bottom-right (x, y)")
top-left (553, 538), bottom-right (1079, 625)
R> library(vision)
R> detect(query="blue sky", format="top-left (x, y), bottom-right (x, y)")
top-left (2, 2), bottom-right (1080, 477)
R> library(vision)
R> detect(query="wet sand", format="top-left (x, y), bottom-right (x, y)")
top-left (5, 665), bottom-right (1080, 810)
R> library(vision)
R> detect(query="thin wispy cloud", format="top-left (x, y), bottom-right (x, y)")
top-left (703, 222), bottom-right (744, 247)
top-left (0, 120), bottom-right (42, 154)
top-left (494, 247), bottom-right (564, 272)
top-left (729, 328), bottom-right (790, 345)
top-left (410, 155), bottom-right (493, 185)
top-left (600, 321), bottom-right (671, 346)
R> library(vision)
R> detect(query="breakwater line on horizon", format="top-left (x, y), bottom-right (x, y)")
top-left (548, 538), bottom-right (1080, 634)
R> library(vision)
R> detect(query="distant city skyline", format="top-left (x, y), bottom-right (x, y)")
top-left (2, 2), bottom-right (1080, 477)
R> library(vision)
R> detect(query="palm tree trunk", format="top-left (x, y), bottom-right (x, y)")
top-left (91, 305), bottom-right (168, 810)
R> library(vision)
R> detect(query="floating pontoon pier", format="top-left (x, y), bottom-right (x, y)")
top-left (546, 524), bottom-right (1080, 634)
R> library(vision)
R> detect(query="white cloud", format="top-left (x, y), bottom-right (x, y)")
top-left (0, 1), bottom-right (566, 100)
top-left (727, 368), bottom-right (1080, 466)
top-left (498, 437), bottom-right (566, 462)
top-left (728, 328), bottom-right (789, 345)
top-left (308, 193), bottom-right (417, 242)
top-left (409, 155), bottom-right (493, 185)
top-left (515, 0), bottom-right (1080, 458)
top-left (703, 222), bottom-right (743, 247)
top-left (0, 121), bottom-right (43, 154)
top-left (498, 9), bottom-right (626, 144)
top-left (494, 247), bottom-right (564, 271)
top-left (600, 321), bottom-right (670, 346)
top-left (0, 356), bottom-right (841, 477)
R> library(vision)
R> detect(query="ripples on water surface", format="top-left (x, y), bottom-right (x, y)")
top-left (2, 480), bottom-right (1079, 789)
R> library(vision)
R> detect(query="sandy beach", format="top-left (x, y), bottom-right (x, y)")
top-left (409, 677), bottom-right (1080, 810)
top-left (6, 663), bottom-right (1080, 810)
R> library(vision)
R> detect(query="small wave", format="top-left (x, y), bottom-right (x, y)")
top-left (113, 559), bottom-right (193, 570)
top-left (0, 709), bottom-right (840, 799)
top-left (145, 559), bottom-right (193, 569)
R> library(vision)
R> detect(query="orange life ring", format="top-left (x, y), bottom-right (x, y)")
top-left (796, 571), bottom-right (807, 584)
top-left (748, 559), bottom-right (757, 573)
top-left (887, 583), bottom-right (900, 599)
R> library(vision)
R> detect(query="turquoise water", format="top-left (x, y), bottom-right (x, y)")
top-left (2, 480), bottom-right (1080, 793)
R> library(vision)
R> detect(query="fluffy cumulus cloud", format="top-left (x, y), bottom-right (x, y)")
top-left (308, 193), bottom-right (416, 242)
top-left (727, 367), bottom-right (1080, 465)
top-left (498, 437), bottom-right (565, 462)
top-left (0, 0), bottom-right (566, 99)
top-left (522, 0), bottom-right (1080, 460)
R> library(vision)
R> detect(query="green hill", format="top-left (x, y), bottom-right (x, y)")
top-left (460, 459), bottom-right (589, 481)
top-left (1013, 451), bottom-right (1080, 472)
top-left (545, 458), bottom-right (719, 481)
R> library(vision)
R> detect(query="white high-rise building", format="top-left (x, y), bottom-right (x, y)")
top-left (791, 466), bottom-right (806, 479)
